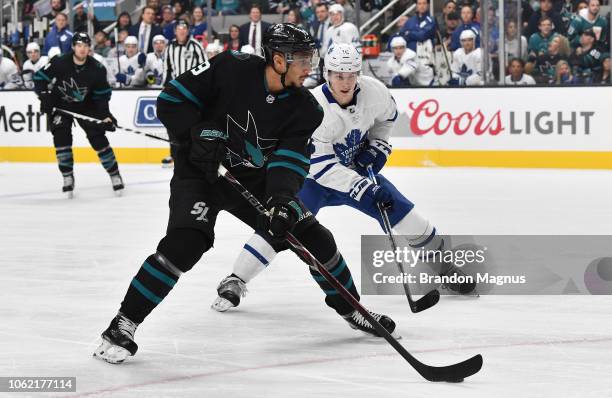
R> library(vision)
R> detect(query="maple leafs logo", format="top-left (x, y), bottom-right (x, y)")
top-left (225, 111), bottom-right (277, 168)
top-left (332, 129), bottom-right (367, 166)
top-left (459, 64), bottom-right (473, 79)
top-left (57, 78), bottom-right (88, 103)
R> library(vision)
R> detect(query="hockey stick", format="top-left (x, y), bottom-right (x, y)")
top-left (51, 107), bottom-right (174, 144)
top-left (365, 165), bottom-right (440, 313)
top-left (218, 164), bottom-right (483, 382)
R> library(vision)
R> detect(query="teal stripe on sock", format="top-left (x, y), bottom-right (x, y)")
top-left (311, 259), bottom-right (347, 282)
top-left (131, 278), bottom-right (162, 304)
top-left (143, 261), bottom-right (176, 288)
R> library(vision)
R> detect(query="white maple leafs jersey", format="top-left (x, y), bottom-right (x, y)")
top-left (387, 48), bottom-right (417, 82)
top-left (326, 22), bottom-right (362, 54)
top-left (504, 73), bottom-right (536, 85)
top-left (144, 52), bottom-right (165, 88)
top-left (308, 76), bottom-right (397, 200)
top-left (0, 57), bottom-right (21, 90)
top-left (451, 47), bottom-right (483, 86)
top-left (114, 52), bottom-right (145, 87)
top-left (22, 56), bottom-right (49, 89)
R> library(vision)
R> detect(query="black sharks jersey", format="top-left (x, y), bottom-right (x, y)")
top-left (33, 53), bottom-right (112, 118)
top-left (159, 50), bottom-right (324, 198)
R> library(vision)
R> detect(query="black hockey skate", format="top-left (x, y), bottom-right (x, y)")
top-left (440, 263), bottom-right (478, 296)
top-left (161, 156), bottom-right (174, 168)
top-left (62, 174), bottom-right (74, 198)
top-left (211, 275), bottom-right (248, 312)
top-left (93, 314), bottom-right (139, 364)
top-left (110, 173), bottom-right (124, 196)
top-left (343, 309), bottom-right (401, 339)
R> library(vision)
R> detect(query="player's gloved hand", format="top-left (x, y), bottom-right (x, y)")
top-left (39, 92), bottom-right (56, 115)
top-left (260, 195), bottom-right (302, 241)
top-left (137, 53), bottom-right (147, 68)
top-left (355, 143), bottom-right (388, 176)
top-left (189, 122), bottom-right (227, 184)
top-left (101, 113), bottom-right (118, 132)
top-left (146, 72), bottom-right (156, 85)
top-left (115, 73), bottom-right (129, 85)
top-left (391, 75), bottom-right (404, 87)
top-left (360, 180), bottom-right (394, 210)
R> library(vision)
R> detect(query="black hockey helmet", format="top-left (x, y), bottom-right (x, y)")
top-left (72, 32), bottom-right (92, 46)
top-left (263, 23), bottom-right (317, 63)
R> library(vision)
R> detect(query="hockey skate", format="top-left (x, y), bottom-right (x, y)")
top-left (62, 174), bottom-right (75, 199)
top-left (110, 173), bottom-right (124, 196)
top-left (211, 275), bottom-right (248, 312)
top-left (93, 314), bottom-right (139, 364)
top-left (343, 309), bottom-right (401, 339)
top-left (161, 156), bottom-right (174, 168)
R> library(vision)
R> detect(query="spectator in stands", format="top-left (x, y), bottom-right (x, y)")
top-left (567, 0), bottom-right (608, 49)
top-left (526, 0), bottom-right (565, 38)
top-left (528, 17), bottom-right (558, 60)
top-left (173, 1), bottom-right (189, 20)
top-left (43, 13), bottom-right (73, 56)
top-left (216, 0), bottom-right (241, 15)
top-left (116, 12), bottom-right (132, 32)
top-left (161, 6), bottom-right (175, 30)
top-left (325, 4), bottom-right (361, 53)
top-left (225, 24), bottom-right (242, 51)
top-left (593, 52), bottom-right (610, 84)
top-left (554, 59), bottom-right (578, 83)
top-left (287, 9), bottom-right (305, 29)
top-left (505, 20), bottom-right (528, 61)
top-left (191, 6), bottom-right (209, 38)
top-left (147, 0), bottom-right (163, 24)
top-left (449, 4), bottom-right (480, 51)
top-left (309, 3), bottom-right (330, 54)
top-left (22, 42), bottom-right (49, 89)
top-left (386, 36), bottom-right (417, 87)
top-left (73, 2), bottom-right (100, 33)
top-left (270, 0), bottom-right (290, 15)
top-left (144, 35), bottom-right (167, 87)
top-left (531, 34), bottom-right (570, 84)
top-left (239, 5), bottom-right (271, 56)
top-left (0, 52), bottom-right (21, 90)
top-left (44, 0), bottom-right (64, 21)
top-left (440, 11), bottom-right (460, 49)
top-left (129, 6), bottom-right (164, 54)
top-left (94, 30), bottom-right (111, 57)
top-left (505, 58), bottom-right (536, 85)
top-left (398, 0), bottom-right (435, 85)
top-left (206, 40), bottom-right (224, 59)
top-left (335, 0), bottom-right (356, 25)
top-left (115, 36), bottom-right (146, 87)
top-left (436, 0), bottom-right (457, 35)
top-left (450, 29), bottom-right (484, 85)
top-left (570, 29), bottom-right (603, 83)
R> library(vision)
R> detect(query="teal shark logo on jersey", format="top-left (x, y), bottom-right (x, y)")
top-left (226, 111), bottom-right (277, 168)
top-left (58, 78), bottom-right (88, 103)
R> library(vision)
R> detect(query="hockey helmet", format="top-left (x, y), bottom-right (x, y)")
top-left (324, 43), bottom-right (362, 78)
top-left (72, 32), bottom-right (92, 46)
top-left (263, 23), bottom-right (318, 65)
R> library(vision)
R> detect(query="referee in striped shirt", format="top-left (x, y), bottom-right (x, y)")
top-left (161, 20), bottom-right (207, 166)
top-left (163, 20), bottom-right (208, 86)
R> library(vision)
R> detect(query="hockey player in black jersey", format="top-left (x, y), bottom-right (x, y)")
top-left (33, 32), bottom-right (124, 197)
top-left (94, 23), bottom-right (398, 364)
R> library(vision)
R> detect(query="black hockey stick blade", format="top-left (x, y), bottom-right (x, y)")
top-left (417, 353), bottom-right (483, 382)
top-left (411, 289), bottom-right (440, 313)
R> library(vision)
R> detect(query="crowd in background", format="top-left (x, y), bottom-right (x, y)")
top-left (0, 0), bottom-right (610, 90)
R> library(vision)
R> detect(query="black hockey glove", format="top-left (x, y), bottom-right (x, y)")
top-left (39, 92), bottom-right (56, 115)
top-left (260, 195), bottom-right (303, 241)
top-left (189, 122), bottom-right (228, 184)
top-left (102, 113), bottom-right (118, 132)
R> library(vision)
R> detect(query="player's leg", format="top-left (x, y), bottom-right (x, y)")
top-left (50, 114), bottom-right (75, 196)
top-left (211, 178), bottom-right (331, 312)
top-left (80, 121), bottom-right (124, 194)
top-left (352, 174), bottom-right (476, 294)
top-left (94, 178), bottom-right (220, 363)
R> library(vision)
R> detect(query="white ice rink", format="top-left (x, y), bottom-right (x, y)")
top-left (1, 163), bottom-right (611, 398)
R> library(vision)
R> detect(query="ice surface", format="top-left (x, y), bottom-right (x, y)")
top-left (1, 163), bottom-right (611, 397)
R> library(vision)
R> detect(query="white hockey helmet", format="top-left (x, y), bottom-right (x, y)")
top-left (26, 42), bottom-right (41, 52)
top-left (459, 29), bottom-right (476, 41)
top-left (324, 43), bottom-right (362, 80)
top-left (389, 36), bottom-right (407, 48)
top-left (124, 35), bottom-right (139, 46)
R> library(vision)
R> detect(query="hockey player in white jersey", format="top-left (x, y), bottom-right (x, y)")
top-left (387, 36), bottom-right (416, 87)
top-left (450, 29), bottom-right (483, 86)
top-left (212, 43), bottom-right (476, 319)
top-left (326, 4), bottom-right (362, 54)
top-left (144, 35), bottom-right (166, 88)
top-left (0, 52), bottom-right (21, 90)
top-left (113, 36), bottom-right (146, 87)
top-left (22, 42), bottom-right (48, 89)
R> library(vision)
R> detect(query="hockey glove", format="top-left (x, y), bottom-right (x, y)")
top-left (189, 122), bottom-right (227, 184)
top-left (115, 73), bottom-right (129, 85)
top-left (355, 143), bottom-right (389, 176)
top-left (102, 113), bottom-right (118, 132)
top-left (146, 72), bottom-right (156, 85)
top-left (360, 180), bottom-right (394, 210)
top-left (260, 195), bottom-right (302, 241)
top-left (39, 92), bottom-right (56, 115)
top-left (137, 53), bottom-right (147, 68)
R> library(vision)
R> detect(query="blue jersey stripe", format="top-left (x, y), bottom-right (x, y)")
top-left (313, 162), bottom-right (336, 180)
top-left (311, 154), bottom-right (336, 164)
top-left (273, 149), bottom-right (310, 165)
top-left (244, 244), bottom-right (269, 266)
top-left (169, 79), bottom-right (203, 108)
